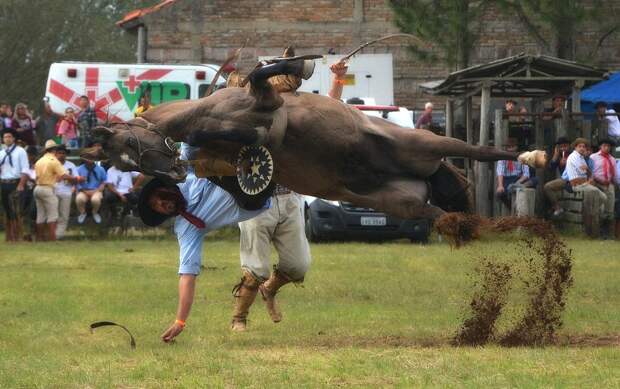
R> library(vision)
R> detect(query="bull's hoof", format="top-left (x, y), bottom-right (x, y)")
top-left (518, 150), bottom-right (547, 169)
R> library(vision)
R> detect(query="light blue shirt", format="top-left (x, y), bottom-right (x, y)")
top-left (175, 143), bottom-right (269, 275)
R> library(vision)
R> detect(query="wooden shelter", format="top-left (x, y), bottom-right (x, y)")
top-left (421, 54), bottom-right (608, 217)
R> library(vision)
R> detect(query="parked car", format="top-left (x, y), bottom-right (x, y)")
top-left (304, 197), bottom-right (430, 243)
top-left (303, 102), bottom-right (430, 243)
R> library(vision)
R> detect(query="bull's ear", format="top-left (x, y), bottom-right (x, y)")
top-left (92, 126), bottom-right (116, 143)
top-left (80, 146), bottom-right (108, 161)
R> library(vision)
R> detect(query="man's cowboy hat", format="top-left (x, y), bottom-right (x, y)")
top-left (572, 137), bottom-right (589, 147)
top-left (44, 139), bottom-right (59, 152)
top-left (598, 138), bottom-right (616, 147)
top-left (138, 178), bottom-right (180, 227)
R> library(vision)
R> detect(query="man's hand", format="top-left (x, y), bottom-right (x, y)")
top-left (330, 61), bottom-right (348, 79)
top-left (161, 321), bottom-right (184, 343)
top-left (496, 185), bottom-right (505, 194)
top-left (16, 183), bottom-right (24, 192)
top-left (118, 194), bottom-right (128, 203)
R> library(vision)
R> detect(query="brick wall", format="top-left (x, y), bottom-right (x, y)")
top-left (139, 0), bottom-right (620, 110)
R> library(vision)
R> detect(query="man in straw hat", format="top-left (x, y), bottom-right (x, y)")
top-left (0, 128), bottom-right (29, 241)
top-left (564, 138), bottom-right (609, 224)
top-left (139, 144), bottom-right (271, 343)
top-left (33, 140), bottom-right (71, 241)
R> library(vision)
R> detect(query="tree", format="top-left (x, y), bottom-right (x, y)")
top-left (388, 0), bottom-right (492, 70)
top-left (496, 0), bottom-right (620, 60)
top-left (0, 0), bottom-right (152, 110)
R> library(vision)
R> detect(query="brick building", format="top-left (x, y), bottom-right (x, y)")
top-left (118, 0), bottom-right (620, 109)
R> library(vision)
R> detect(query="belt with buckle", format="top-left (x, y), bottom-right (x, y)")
top-left (0, 179), bottom-right (20, 184)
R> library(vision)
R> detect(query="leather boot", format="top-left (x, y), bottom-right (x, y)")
top-left (14, 219), bottom-right (23, 242)
top-left (5, 219), bottom-right (15, 242)
top-left (36, 223), bottom-right (46, 241)
top-left (231, 270), bottom-right (259, 331)
top-left (615, 220), bottom-right (620, 240)
top-left (259, 270), bottom-right (291, 323)
top-left (47, 222), bottom-right (57, 241)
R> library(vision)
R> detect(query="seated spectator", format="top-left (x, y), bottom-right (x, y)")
top-left (416, 102), bottom-right (433, 129)
top-left (564, 138), bottom-right (609, 222)
top-left (57, 108), bottom-right (78, 148)
top-left (496, 138), bottom-right (535, 208)
top-left (544, 137), bottom-right (571, 217)
top-left (594, 101), bottom-right (620, 145)
top-left (590, 139), bottom-right (617, 237)
top-left (55, 145), bottom-right (82, 239)
top-left (0, 103), bottom-right (12, 130)
top-left (75, 155), bottom-right (107, 224)
top-left (103, 166), bottom-right (144, 217)
top-left (12, 103), bottom-right (37, 146)
top-left (34, 140), bottom-right (69, 241)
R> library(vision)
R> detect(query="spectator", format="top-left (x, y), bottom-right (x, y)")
top-left (34, 140), bottom-right (69, 241)
top-left (590, 139), bottom-right (617, 237)
top-left (76, 95), bottom-right (98, 147)
top-left (0, 128), bottom-right (29, 242)
top-left (57, 107), bottom-right (78, 148)
top-left (75, 155), bottom-right (107, 224)
top-left (134, 94), bottom-right (154, 117)
top-left (1, 104), bottom-right (13, 129)
top-left (544, 137), bottom-right (572, 217)
top-left (21, 146), bottom-right (39, 241)
top-left (564, 138), bottom-right (609, 222)
top-left (103, 166), bottom-right (144, 218)
top-left (55, 145), bottom-right (81, 239)
top-left (416, 102), bottom-right (433, 129)
top-left (495, 138), bottom-right (534, 208)
top-left (12, 103), bottom-right (37, 146)
top-left (594, 101), bottom-right (620, 145)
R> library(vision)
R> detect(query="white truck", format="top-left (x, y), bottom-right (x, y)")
top-left (45, 62), bottom-right (225, 122)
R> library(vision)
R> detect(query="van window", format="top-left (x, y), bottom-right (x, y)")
top-left (199, 83), bottom-right (226, 98)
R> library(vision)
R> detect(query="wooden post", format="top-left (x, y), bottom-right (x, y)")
top-left (493, 108), bottom-right (508, 216)
top-left (533, 100), bottom-right (545, 216)
top-left (446, 99), bottom-right (453, 138)
top-left (572, 80), bottom-right (583, 138)
top-left (466, 96), bottom-right (474, 181)
top-left (476, 83), bottom-right (492, 216)
top-left (445, 99), bottom-right (454, 164)
top-left (582, 190), bottom-right (601, 238)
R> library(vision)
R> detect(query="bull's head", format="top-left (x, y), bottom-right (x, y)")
top-left (86, 121), bottom-right (187, 183)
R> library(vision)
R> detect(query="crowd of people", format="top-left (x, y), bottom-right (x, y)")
top-left (0, 129), bottom-right (144, 242)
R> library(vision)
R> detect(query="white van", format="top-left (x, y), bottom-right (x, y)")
top-left (45, 62), bottom-right (225, 122)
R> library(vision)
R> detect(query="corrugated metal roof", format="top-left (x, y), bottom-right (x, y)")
top-left (420, 54), bottom-right (608, 98)
top-left (117, 0), bottom-right (178, 29)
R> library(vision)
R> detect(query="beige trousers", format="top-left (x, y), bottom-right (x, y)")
top-left (56, 193), bottom-right (73, 238)
top-left (76, 191), bottom-right (103, 214)
top-left (239, 193), bottom-right (312, 282)
top-left (34, 185), bottom-right (58, 223)
top-left (572, 183), bottom-right (610, 219)
top-left (544, 178), bottom-right (567, 206)
top-left (594, 183), bottom-right (616, 221)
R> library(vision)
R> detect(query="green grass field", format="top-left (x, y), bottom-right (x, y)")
top-left (1, 234), bottom-right (619, 388)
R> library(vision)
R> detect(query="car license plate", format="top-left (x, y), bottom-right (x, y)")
top-left (360, 216), bottom-right (386, 226)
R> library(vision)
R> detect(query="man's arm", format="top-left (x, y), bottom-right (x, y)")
top-left (327, 61), bottom-right (347, 100)
top-left (161, 274), bottom-right (196, 343)
top-left (16, 150), bottom-right (29, 191)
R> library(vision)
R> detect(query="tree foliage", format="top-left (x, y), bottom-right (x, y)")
top-left (495, 0), bottom-right (620, 60)
top-left (0, 0), bottom-right (152, 110)
top-left (388, 0), bottom-right (492, 70)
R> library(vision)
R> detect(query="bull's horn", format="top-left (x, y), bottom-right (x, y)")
top-left (518, 150), bottom-right (547, 169)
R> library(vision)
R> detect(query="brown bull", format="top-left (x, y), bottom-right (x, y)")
top-left (90, 57), bottom-right (545, 221)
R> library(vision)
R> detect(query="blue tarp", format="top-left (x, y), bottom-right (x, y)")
top-left (581, 72), bottom-right (620, 112)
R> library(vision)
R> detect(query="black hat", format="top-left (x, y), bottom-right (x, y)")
top-left (138, 178), bottom-right (179, 227)
top-left (555, 136), bottom-right (570, 145)
top-left (594, 101), bottom-right (608, 109)
top-left (505, 99), bottom-right (517, 104)
top-left (598, 138), bottom-right (616, 147)
top-left (2, 127), bottom-right (17, 138)
top-left (55, 144), bottom-right (67, 152)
